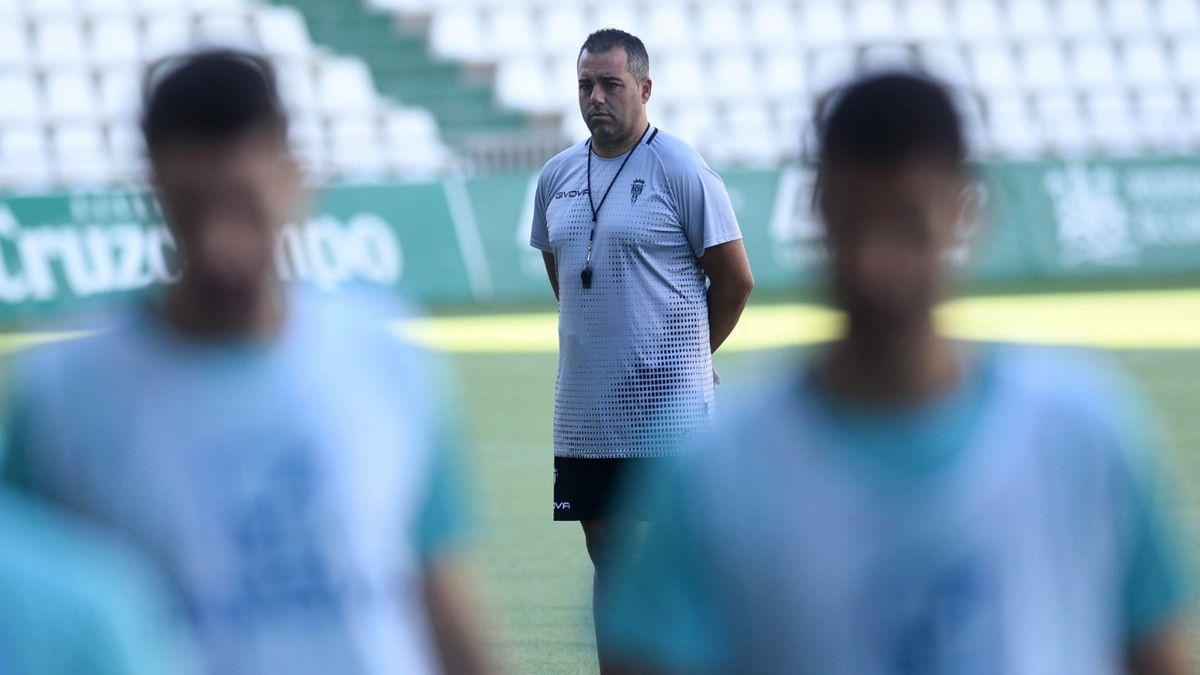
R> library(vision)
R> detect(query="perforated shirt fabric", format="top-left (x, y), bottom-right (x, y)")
top-left (530, 128), bottom-right (743, 459)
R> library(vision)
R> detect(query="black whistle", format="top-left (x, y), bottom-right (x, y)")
top-left (580, 266), bottom-right (593, 289)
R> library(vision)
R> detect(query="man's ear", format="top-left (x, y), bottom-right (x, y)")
top-left (641, 77), bottom-right (652, 104)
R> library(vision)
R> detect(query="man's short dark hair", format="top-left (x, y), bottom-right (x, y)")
top-left (141, 48), bottom-right (288, 154)
top-left (579, 29), bottom-right (649, 83)
top-left (816, 72), bottom-right (966, 169)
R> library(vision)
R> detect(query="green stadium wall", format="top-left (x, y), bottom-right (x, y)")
top-left (0, 157), bottom-right (1198, 325)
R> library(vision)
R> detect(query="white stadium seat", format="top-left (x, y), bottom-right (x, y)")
top-left (653, 52), bottom-right (703, 105)
top-left (53, 122), bottom-right (112, 185)
top-left (547, 59), bottom-right (579, 109)
top-left (762, 52), bottom-right (806, 101)
top-left (1020, 43), bottom-right (1069, 92)
top-left (860, 44), bottom-right (915, 73)
top-left (90, 16), bottom-right (141, 66)
top-left (288, 113), bottom-right (326, 172)
top-left (696, 2), bottom-right (745, 50)
top-left (1157, 0), bottom-right (1200, 37)
top-left (1136, 89), bottom-right (1191, 151)
top-left (1123, 40), bottom-right (1172, 88)
top-left (98, 68), bottom-right (141, 120)
top-left (917, 44), bottom-right (972, 88)
top-left (496, 58), bottom-right (552, 113)
top-left (276, 61), bottom-right (318, 112)
top-left (956, 0), bottom-right (1004, 41)
top-left (34, 19), bottom-right (86, 68)
top-left (256, 7), bottom-right (311, 60)
top-left (1106, 0), bottom-right (1155, 38)
top-left (590, 2), bottom-right (640, 37)
top-left (44, 70), bottom-right (96, 121)
top-left (197, 13), bottom-right (257, 50)
top-left (1175, 39), bottom-right (1200, 85)
top-left (748, 3), bottom-right (797, 49)
top-left (0, 21), bottom-right (31, 68)
top-left (108, 122), bottom-right (149, 181)
top-left (986, 94), bottom-right (1041, 156)
top-left (0, 74), bottom-right (42, 123)
top-left (711, 52), bottom-right (758, 102)
top-left (1007, 0), bottom-right (1053, 40)
top-left (136, 0), bottom-right (190, 15)
top-left (430, 8), bottom-right (486, 61)
top-left (971, 44), bottom-right (1019, 92)
top-left (0, 126), bottom-right (53, 187)
top-left (317, 58), bottom-right (377, 115)
top-left (486, 7), bottom-right (536, 57)
top-left (80, 0), bottom-right (137, 17)
top-left (853, 0), bottom-right (901, 43)
top-left (329, 114), bottom-right (387, 177)
top-left (1071, 41), bottom-right (1120, 89)
top-left (143, 15), bottom-right (193, 61)
top-left (905, 0), bottom-right (952, 41)
top-left (799, 3), bottom-right (848, 48)
top-left (540, 5), bottom-right (587, 54)
top-left (808, 47), bottom-right (855, 95)
top-left (1057, 0), bottom-right (1104, 39)
top-left (1034, 93), bottom-right (1090, 155)
top-left (1086, 91), bottom-right (1140, 154)
top-left (26, 0), bottom-right (77, 19)
top-left (645, 3), bottom-right (691, 52)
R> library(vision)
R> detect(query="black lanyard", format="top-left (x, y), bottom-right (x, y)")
top-left (581, 124), bottom-right (652, 289)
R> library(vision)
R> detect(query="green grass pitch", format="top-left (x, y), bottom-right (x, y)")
top-left (455, 347), bottom-right (1200, 673)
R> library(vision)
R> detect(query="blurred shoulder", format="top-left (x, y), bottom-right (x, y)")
top-left (991, 344), bottom-right (1143, 417)
top-left (11, 305), bottom-right (150, 390)
top-left (290, 286), bottom-right (446, 383)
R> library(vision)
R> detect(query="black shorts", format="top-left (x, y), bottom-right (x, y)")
top-left (553, 455), bottom-right (665, 521)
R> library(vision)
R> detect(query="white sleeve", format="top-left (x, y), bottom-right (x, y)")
top-left (529, 171), bottom-right (552, 252)
top-left (669, 161), bottom-right (742, 258)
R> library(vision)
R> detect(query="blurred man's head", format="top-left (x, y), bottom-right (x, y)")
top-left (142, 49), bottom-right (299, 303)
top-left (815, 72), bottom-right (968, 331)
top-left (577, 29), bottom-right (652, 152)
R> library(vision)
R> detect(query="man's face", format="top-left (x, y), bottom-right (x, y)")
top-left (819, 159), bottom-right (966, 330)
top-left (152, 133), bottom-right (300, 300)
top-left (578, 47), bottom-right (650, 144)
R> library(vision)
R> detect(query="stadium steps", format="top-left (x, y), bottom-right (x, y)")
top-left (270, 0), bottom-right (530, 138)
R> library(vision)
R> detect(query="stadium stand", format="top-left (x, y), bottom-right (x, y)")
top-left (4, 0), bottom-right (1200, 185)
top-left (0, 0), bottom-right (453, 189)
top-left (361, 0), bottom-right (1200, 167)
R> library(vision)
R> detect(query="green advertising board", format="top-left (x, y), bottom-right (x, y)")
top-left (0, 157), bottom-right (1197, 326)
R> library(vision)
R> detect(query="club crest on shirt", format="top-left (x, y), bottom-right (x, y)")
top-left (631, 178), bottom-right (646, 204)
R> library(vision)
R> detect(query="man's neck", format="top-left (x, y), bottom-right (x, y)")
top-left (591, 118), bottom-right (649, 158)
top-left (823, 314), bottom-right (961, 407)
top-left (163, 280), bottom-right (285, 343)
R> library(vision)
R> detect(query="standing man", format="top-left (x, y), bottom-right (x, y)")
top-left (603, 72), bottom-right (1191, 674)
top-left (3, 49), bottom-right (493, 675)
top-left (529, 28), bottom-right (754, 670)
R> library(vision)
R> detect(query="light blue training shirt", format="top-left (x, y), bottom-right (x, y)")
top-left (0, 489), bottom-right (197, 675)
top-left (530, 127), bottom-right (743, 458)
top-left (3, 291), bottom-right (471, 675)
top-left (605, 345), bottom-right (1189, 674)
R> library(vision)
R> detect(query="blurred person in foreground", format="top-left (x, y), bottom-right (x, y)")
top-left (1, 49), bottom-right (493, 675)
top-left (529, 28), bottom-right (753, 670)
top-left (602, 72), bottom-right (1191, 674)
top-left (0, 488), bottom-right (197, 674)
